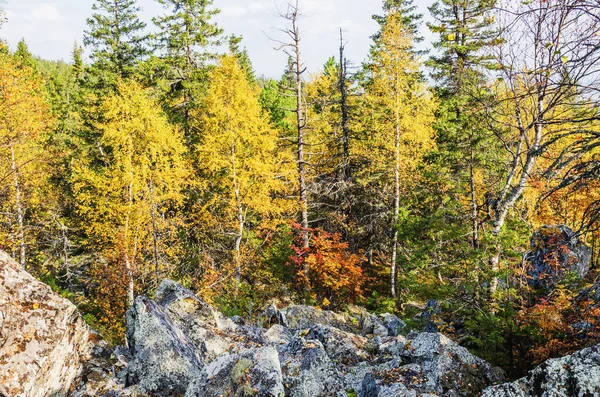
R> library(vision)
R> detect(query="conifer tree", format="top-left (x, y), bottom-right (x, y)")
top-left (365, 11), bottom-right (436, 298)
top-left (14, 39), bottom-right (35, 70)
top-left (84, 0), bottom-right (149, 81)
top-left (372, 0), bottom-right (423, 43)
top-left (193, 55), bottom-right (291, 288)
top-left (153, 0), bottom-right (224, 139)
top-left (427, 0), bottom-right (500, 249)
top-left (72, 42), bottom-right (84, 80)
top-left (228, 35), bottom-right (255, 83)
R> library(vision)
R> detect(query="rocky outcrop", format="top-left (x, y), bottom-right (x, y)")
top-left (121, 280), bottom-right (504, 396)
top-left (125, 296), bottom-right (202, 396)
top-left (0, 252), bottom-right (509, 396)
top-left (278, 303), bottom-right (405, 337)
top-left (525, 225), bottom-right (592, 289)
top-left (482, 344), bottom-right (600, 396)
top-left (0, 250), bottom-right (117, 397)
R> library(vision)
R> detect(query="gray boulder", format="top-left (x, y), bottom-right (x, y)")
top-left (360, 372), bottom-right (417, 397)
top-left (525, 225), bottom-right (592, 289)
top-left (263, 302), bottom-right (287, 327)
top-left (379, 313), bottom-right (406, 336)
top-left (482, 343), bottom-right (600, 396)
top-left (265, 324), bottom-right (292, 345)
top-left (125, 296), bottom-right (202, 396)
top-left (282, 304), bottom-right (358, 332)
top-left (0, 250), bottom-right (117, 397)
top-left (421, 299), bottom-right (442, 332)
top-left (185, 346), bottom-right (284, 397)
top-left (399, 332), bottom-right (504, 396)
top-left (278, 337), bottom-right (345, 397)
top-left (282, 304), bottom-right (392, 337)
top-left (306, 324), bottom-right (373, 365)
top-left (343, 332), bottom-right (504, 397)
top-left (153, 279), bottom-right (238, 362)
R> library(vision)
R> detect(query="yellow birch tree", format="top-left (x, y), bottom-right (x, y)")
top-left (364, 11), bottom-right (436, 297)
top-left (72, 80), bottom-right (189, 307)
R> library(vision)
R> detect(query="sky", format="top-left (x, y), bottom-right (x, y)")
top-left (1, 0), bottom-right (435, 78)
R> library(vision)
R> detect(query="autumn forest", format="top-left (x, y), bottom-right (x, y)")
top-left (2, 0), bottom-right (600, 377)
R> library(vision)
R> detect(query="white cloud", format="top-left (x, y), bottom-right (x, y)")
top-left (220, 4), bottom-right (247, 19)
top-left (30, 3), bottom-right (62, 21)
top-left (249, 1), bottom-right (271, 12)
top-left (302, 0), bottom-right (335, 14)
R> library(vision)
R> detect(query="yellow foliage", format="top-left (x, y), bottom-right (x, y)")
top-left (72, 79), bottom-right (189, 297)
top-left (0, 51), bottom-right (53, 263)
top-left (362, 11), bottom-right (436, 188)
top-left (192, 55), bottom-right (293, 280)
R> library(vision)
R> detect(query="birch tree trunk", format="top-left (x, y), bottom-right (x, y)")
top-left (10, 146), bottom-right (25, 267)
top-left (391, 107), bottom-right (401, 298)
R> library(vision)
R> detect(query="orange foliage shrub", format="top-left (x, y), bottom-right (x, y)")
top-left (288, 224), bottom-right (363, 307)
top-left (87, 256), bottom-right (130, 344)
top-left (516, 282), bottom-right (600, 366)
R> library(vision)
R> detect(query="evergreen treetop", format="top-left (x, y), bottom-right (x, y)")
top-left (84, 0), bottom-right (149, 80)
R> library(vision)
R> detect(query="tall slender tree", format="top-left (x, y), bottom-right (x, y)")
top-left (153, 0), bottom-right (224, 139)
top-left (274, 1), bottom-right (310, 252)
top-left (194, 55), bottom-right (291, 289)
top-left (366, 11), bottom-right (436, 297)
top-left (427, 0), bottom-right (501, 250)
top-left (84, 0), bottom-right (149, 81)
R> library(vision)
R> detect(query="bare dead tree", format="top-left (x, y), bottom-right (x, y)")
top-left (339, 28), bottom-right (351, 183)
top-left (486, 0), bottom-right (600, 292)
top-left (271, 0), bottom-right (310, 252)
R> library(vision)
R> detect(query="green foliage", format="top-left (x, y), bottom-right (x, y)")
top-left (152, 0), bottom-right (224, 138)
top-left (360, 291), bottom-right (397, 315)
top-left (84, 0), bottom-right (149, 83)
top-left (4, 0), bottom-right (600, 378)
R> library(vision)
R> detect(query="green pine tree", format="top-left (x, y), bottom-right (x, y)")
top-left (84, 0), bottom-right (149, 81)
top-left (372, 0), bottom-right (424, 46)
top-left (426, 0), bottom-right (502, 249)
top-left (14, 39), bottom-right (36, 70)
top-left (153, 0), bottom-right (224, 139)
top-left (72, 42), bottom-right (84, 80)
top-left (228, 35), bottom-right (255, 83)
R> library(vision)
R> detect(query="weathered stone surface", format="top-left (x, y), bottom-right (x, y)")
top-left (263, 302), bottom-right (287, 327)
top-left (278, 337), bottom-right (345, 397)
top-left (1, 264), bottom-right (509, 397)
top-left (342, 332), bottom-right (504, 397)
top-left (153, 279), bottom-right (237, 362)
top-left (185, 346), bottom-right (284, 397)
top-left (379, 313), bottom-right (406, 337)
top-left (421, 299), bottom-right (443, 332)
top-left (0, 250), bottom-right (106, 397)
top-left (306, 324), bottom-right (372, 365)
top-left (125, 296), bottom-right (202, 396)
top-left (361, 371), bottom-right (415, 397)
top-left (482, 343), bottom-right (600, 396)
top-left (282, 304), bottom-right (358, 332)
top-left (525, 225), bottom-right (592, 289)
top-left (400, 332), bottom-right (504, 396)
top-left (265, 324), bottom-right (292, 345)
